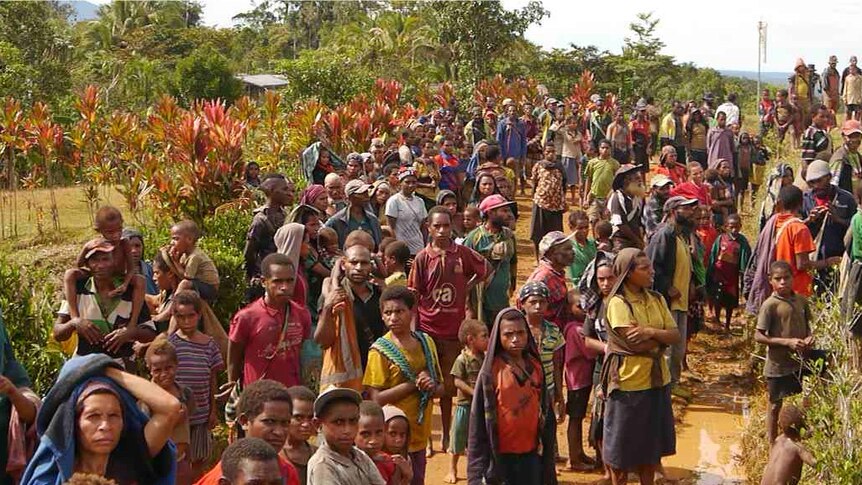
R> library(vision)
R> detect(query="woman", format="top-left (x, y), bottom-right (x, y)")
top-left (601, 248), bottom-right (679, 485)
top-left (469, 173), bottom-right (499, 207)
top-left (274, 222), bottom-right (309, 308)
top-left (758, 163), bottom-right (795, 230)
top-left (298, 184), bottom-right (329, 221)
top-left (301, 142), bottom-right (345, 185)
top-left (0, 311), bottom-right (40, 485)
top-left (244, 161), bottom-right (261, 188)
top-left (369, 181), bottom-right (391, 222)
top-left (653, 145), bottom-right (687, 186)
top-left (21, 354), bottom-right (179, 485)
top-left (529, 144), bottom-right (567, 257)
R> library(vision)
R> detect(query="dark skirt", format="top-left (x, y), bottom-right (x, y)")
top-left (529, 205), bottom-right (563, 244)
top-left (602, 385), bottom-right (675, 470)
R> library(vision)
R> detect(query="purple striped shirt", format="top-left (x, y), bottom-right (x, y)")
top-left (169, 333), bottom-right (224, 425)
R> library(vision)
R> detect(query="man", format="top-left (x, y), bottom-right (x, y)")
top-left (54, 238), bottom-right (156, 362)
top-left (522, 101), bottom-right (543, 186)
top-left (716, 93), bottom-right (742, 128)
top-left (646, 196), bottom-right (698, 398)
top-left (228, 253), bottom-right (311, 391)
top-left (370, 138), bottom-right (386, 168)
top-left (800, 105), bottom-right (833, 178)
top-left (316, 242), bottom-right (385, 391)
top-left (215, 438), bottom-right (283, 485)
top-left (324, 179), bottom-right (382, 249)
top-left (830, 119), bottom-right (862, 192)
top-left (344, 153), bottom-right (364, 182)
top-left (701, 92), bottom-right (716, 120)
top-left (463, 194), bottom-right (518, 325)
top-left (659, 101), bottom-right (686, 163)
top-left (464, 106), bottom-right (487, 146)
top-left (643, 174), bottom-right (675, 241)
top-left (645, 96), bottom-right (661, 157)
top-left (385, 168), bottom-right (428, 256)
top-left (243, 176), bottom-right (291, 298)
top-left (789, 59), bottom-right (814, 128)
top-left (822, 56), bottom-right (842, 126)
top-left (707, 111), bottom-right (735, 170)
top-left (324, 173), bottom-right (346, 215)
top-left (525, 231), bottom-right (576, 330)
top-left (802, 159), bottom-right (857, 290)
top-left (409, 206), bottom-right (489, 455)
top-left (435, 138), bottom-right (462, 194)
top-left (842, 56), bottom-right (859, 95)
top-left (496, 101), bottom-right (528, 195)
top-left (589, 97), bottom-right (611, 152)
top-left (609, 164), bottom-right (646, 250)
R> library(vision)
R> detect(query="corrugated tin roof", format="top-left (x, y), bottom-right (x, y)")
top-left (236, 74), bottom-right (289, 88)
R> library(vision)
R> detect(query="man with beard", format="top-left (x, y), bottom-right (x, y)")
top-left (609, 164), bottom-right (646, 250)
top-left (829, 119), bottom-right (862, 193)
top-left (324, 179), bottom-right (382, 250)
top-left (645, 196), bottom-right (698, 399)
top-left (643, 174), bottom-right (675, 241)
top-left (802, 160), bottom-right (857, 291)
top-left (409, 206), bottom-right (489, 456)
top-left (463, 195), bottom-right (518, 325)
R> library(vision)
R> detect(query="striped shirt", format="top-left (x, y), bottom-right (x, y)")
top-left (169, 333), bottom-right (224, 425)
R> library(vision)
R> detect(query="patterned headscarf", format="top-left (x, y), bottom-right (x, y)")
top-left (518, 281), bottom-right (550, 302)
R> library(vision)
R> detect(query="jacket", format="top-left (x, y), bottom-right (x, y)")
top-left (324, 205), bottom-right (383, 249)
top-left (21, 354), bottom-right (176, 485)
top-left (496, 118), bottom-right (527, 160)
top-left (645, 223), bottom-right (691, 304)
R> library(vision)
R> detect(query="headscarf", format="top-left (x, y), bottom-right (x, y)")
top-left (299, 184), bottom-right (327, 208)
top-left (465, 140), bottom-right (490, 180)
top-left (274, 222), bottom-right (305, 273)
top-left (578, 250), bottom-right (616, 317)
top-left (300, 142), bottom-right (345, 183)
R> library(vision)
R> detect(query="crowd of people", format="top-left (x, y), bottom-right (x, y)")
top-left (6, 56), bottom-right (862, 485)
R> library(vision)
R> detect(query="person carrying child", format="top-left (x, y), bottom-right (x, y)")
top-left (754, 261), bottom-right (816, 445)
top-left (467, 308), bottom-right (557, 485)
top-left (760, 404), bottom-right (816, 485)
top-left (356, 400), bottom-right (412, 485)
top-left (445, 319), bottom-right (488, 483)
top-left (707, 213), bottom-right (751, 331)
top-left (364, 286), bottom-right (444, 485)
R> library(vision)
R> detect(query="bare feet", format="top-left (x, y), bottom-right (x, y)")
top-left (444, 472), bottom-right (458, 483)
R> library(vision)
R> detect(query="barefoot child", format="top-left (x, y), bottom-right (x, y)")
top-left (707, 213), bottom-right (751, 331)
top-left (364, 286), bottom-right (443, 485)
top-left (754, 261), bottom-right (814, 445)
top-left (168, 290), bottom-right (224, 478)
top-left (357, 401), bottom-right (412, 485)
top-left (467, 308), bottom-right (556, 485)
top-left (760, 404), bottom-right (816, 485)
top-left (284, 386), bottom-right (318, 485)
top-left (446, 319), bottom-right (488, 483)
top-left (169, 220), bottom-right (220, 302)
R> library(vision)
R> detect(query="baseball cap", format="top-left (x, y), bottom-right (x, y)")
top-left (344, 179), bottom-right (371, 197)
top-left (805, 160), bottom-right (832, 182)
top-left (650, 174), bottom-right (674, 188)
top-left (478, 194), bottom-right (514, 214)
top-left (842, 119), bottom-right (862, 136)
top-left (538, 231), bottom-right (574, 258)
top-left (663, 196), bottom-right (698, 213)
top-left (82, 238), bottom-right (114, 260)
top-left (314, 387), bottom-right (362, 418)
top-left (518, 281), bottom-right (550, 302)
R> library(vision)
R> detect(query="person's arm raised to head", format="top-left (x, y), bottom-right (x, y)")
top-left (103, 367), bottom-right (181, 457)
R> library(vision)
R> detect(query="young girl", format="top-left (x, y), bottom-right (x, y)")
top-left (707, 214), bottom-right (752, 331)
top-left (383, 405), bottom-right (414, 485)
top-left (357, 401), bottom-right (411, 485)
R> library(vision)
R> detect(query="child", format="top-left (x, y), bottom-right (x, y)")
top-left (64, 206), bottom-right (145, 345)
top-left (707, 214), bottom-right (751, 331)
top-left (317, 227), bottom-right (341, 261)
top-left (459, 206), bottom-right (481, 244)
top-left (169, 220), bottom-right (220, 302)
top-left (382, 404), bottom-right (411, 461)
top-left (595, 220), bottom-right (613, 253)
top-left (167, 290), bottom-right (224, 478)
top-left (143, 337), bottom-right (196, 485)
top-left (284, 386), bottom-right (318, 485)
top-left (754, 261), bottom-right (814, 445)
top-left (567, 210), bottom-right (597, 287)
top-left (363, 286), bottom-right (443, 485)
top-left (307, 387), bottom-right (385, 485)
top-left (445, 319), bottom-right (488, 484)
top-left (467, 307), bottom-right (554, 485)
top-left (760, 404), bottom-right (816, 485)
top-left (383, 241), bottom-right (410, 287)
top-left (736, 132), bottom-right (753, 211)
top-left (357, 401), bottom-right (412, 485)
top-left (759, 88), bottom-right (775, 138)
top-left (123, 228), bottom-right (157, 295)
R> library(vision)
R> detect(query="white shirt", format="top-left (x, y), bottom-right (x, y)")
top-left (385, 192), bottom-right (428, 254)
top-left (716, 102), bottom-right (740, 127)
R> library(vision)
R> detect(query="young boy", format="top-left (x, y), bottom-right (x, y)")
top-left (168, 290), bottom-right (224, 477)
top-left (363, 286), bottom-right (444, 485)
top-left (169, 220), bottom-right (220, 302)
top-left (383, 404), bottom-right (411, 460)
top-left (595, 220), bottom-right (613, 253)
top-left (468, 308), bottom-right (553, 485)
top-left (583, 139), bottom-right (620, 232)
top-left (307, 387), bottom-right (385, 485)
top-left (458, 206), bottom-right (481, 245)
top-left (356, 401), bottom-right (412, 485)
top-left (760, 404), bottom-right (816, 485)
top-left (143, 337), bottom-right (196, 485)
top-left (755, 261), bottom-right (814, 445)
top-left (383, 241), bottom-right (410, 287)
top-left (707, 213), bottom-right (751, 331)
top-left (567, 210), bottom-right (597, 287)
top-left (196, 379), bottom-right (300, 485)
top-left (445, 319), bottom-right (488, 484)
top-left (284, 386), bottom-right (318, 485)
top-left (774, 89), bottom-right (796, 145)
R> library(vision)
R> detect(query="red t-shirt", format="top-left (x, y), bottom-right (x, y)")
top-left (372, 453), bottom-right (397, 484)
top-left (493, 355), bottom-right (542, 454)
top-left (229, 298), bottom-right (311, 387)
top-left (773, 213), bottom-right (816, 296)
top-left (408, 244), bottom-right (488, 340)
top-left (196, 456), bottom-right (299, 485)
top-left (671, 181), bottom-right (713, 206)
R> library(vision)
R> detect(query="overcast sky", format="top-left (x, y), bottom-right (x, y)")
top-left (148, 0), bottom-right (859, 73)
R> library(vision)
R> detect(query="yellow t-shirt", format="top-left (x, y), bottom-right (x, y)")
top-left (362, 331), bottom-right (441, 453)
top-left (670, 235), bottom-right (691, 312)
top-left (606, 288), bottom-right (674, 392)
top-left (385, 272), bottom-right (407, 287)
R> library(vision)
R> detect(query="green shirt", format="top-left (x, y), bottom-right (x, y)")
top-left (852, 211), bottom-right (862, 261)
top-left (463, 225), bottom-right (516, 316)
top-left (584, 157), bottom-right (621, 199)
top-left (567, 238), bottom-right (597, 287)
top-left (529, 319), bottom-right (565, 393)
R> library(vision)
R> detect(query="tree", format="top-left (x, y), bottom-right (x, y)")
top-left (172, 47), bottom-right (242, 105)
top-left (610, 12), bottom-right (676, 100)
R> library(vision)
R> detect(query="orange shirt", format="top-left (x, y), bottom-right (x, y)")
top-left (195, 456), bottom-right (299, 485)
top-left (773, 213), bottom-right (816, 296)
top-left (493, 355), bottom-right (542, 454)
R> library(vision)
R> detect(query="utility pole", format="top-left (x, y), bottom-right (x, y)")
top-left (757, 20), bottom-right (768, 103)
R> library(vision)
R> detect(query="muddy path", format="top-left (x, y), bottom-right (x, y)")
top-left (420, 195), bottom-right (755, 484)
